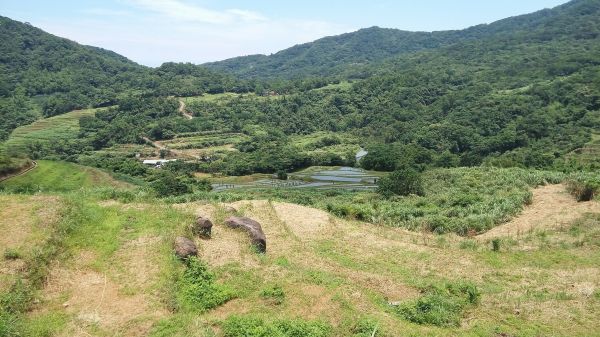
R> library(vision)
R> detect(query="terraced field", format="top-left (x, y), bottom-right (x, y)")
top-left (160, 133), bottom-right (248, 150)
top-left (566, 134), bottom-right (600, 165)
top-left (3, 109), bottom-right (97, 152)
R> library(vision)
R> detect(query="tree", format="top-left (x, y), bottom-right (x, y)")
top-left (377, 167), bottom-right (424, 198)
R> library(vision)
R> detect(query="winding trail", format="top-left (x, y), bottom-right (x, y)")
top-left (478, 184), bottom-right (600, 240)
top-left (0, 161), bottom-right (37, 183)
top-left (178, 100), bottom-right (193, 120)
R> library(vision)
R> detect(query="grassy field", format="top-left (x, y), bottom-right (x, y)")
top-left (3, 109), bottom-right (97, 153)
top-left (0, 160), bottom-right (132, 193)
top-left (1, 162), bottom-right (599, 336)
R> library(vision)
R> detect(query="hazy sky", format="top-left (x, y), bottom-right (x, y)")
top-left (1, 0), bottom-right (569, 66)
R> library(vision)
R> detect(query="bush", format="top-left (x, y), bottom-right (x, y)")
top-left (176, 257), bottom-right (233, 312)
top-left (377, 167), bottom-right (424, 198)
top-left (394, 282), bottom-right (480, 327)
top-left (150, 171), bottom-right (191, 196)
top-left (276, 171), bottom-right (288, 181)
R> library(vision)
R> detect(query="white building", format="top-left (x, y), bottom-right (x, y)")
top-left (142, 159), bottom-right (177, 167)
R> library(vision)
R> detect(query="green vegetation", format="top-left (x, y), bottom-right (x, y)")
top-left (172, 167), bottom-right (562, 235)
top-left (377, 167), bottom-right (424, 198)
top-left (221, 316), bottom-right (331, 337)
top-left (0, 160), bottom-right (129, 193)
top-left (567, 172), bottom-right (600, 201)
top-left (395, 282), bottom-right (480, 327)
top-left (173, 257), bottom-right (234, 312)
top-left (260, 284), bottom-right (286, 305)
top-left (3, 109), bottom-right (96, 155)
top-left (2, 1), bottom-right (600, 335)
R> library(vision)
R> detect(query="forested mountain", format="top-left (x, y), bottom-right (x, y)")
top-left (2, 0), bottom-right (600, 175)
top-left (72, 0), bottom-right (600, 174)
top-left (205, 0), bottom-right (600, 79)
top-left (0, 15), bottom-right (146, 105)
top-left (0, 16), bottom-right (250, 140)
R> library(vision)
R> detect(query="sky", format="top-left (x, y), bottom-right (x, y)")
top-left (1, 0), bottom-right (570, 67)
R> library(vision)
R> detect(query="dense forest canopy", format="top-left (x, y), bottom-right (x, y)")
top-left (204, 0), bottom-right (600, 80)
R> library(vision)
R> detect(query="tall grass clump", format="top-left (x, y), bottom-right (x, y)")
top-left (222, 315), bottom-right (331, 337)
top-left (174, 256), bottom-right (234, 312)
top-left (394, 281), bottom-right (480, 327)
top-left (567, 172), bottom-right (600, 202)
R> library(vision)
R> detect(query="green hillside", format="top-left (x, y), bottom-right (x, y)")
top-left (3, 109), bottom-right (97, 153)
top-left (205, 0), bottom-right (600, 80)
top-left (0, 160), bottom-right (131, 192)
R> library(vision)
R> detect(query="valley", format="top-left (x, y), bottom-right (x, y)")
top-left (1, 0), bottom-right (600, 336)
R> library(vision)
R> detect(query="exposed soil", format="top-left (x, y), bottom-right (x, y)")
top-left (178, 100), bottom-right (193, 120)
top-left (42, 236), bottom-right (167, 336)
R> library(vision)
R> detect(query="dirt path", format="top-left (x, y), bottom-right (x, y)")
top-left (0, 160), bottom-right (37, 183)
top-left (478, 184), bottom-right (600, 240)
top-left (141, 136), bottom-right (199, 160)
top-left (178, 100), bottom-right (193, 120)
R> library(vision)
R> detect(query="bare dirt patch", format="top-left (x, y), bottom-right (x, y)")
top-left (42, 237), bottom-right (167, 336)
top-left (478, 184), bottom-right (600, 240)
top-left (0, 195), bottom-right (61, 290)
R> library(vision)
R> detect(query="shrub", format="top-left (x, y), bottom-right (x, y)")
top-left (150, 171), bottom-right (191, 196)
top-left (394, 282), bottom-right (480, 327)
top-left (276, 171), bottom-right (288, 181)
top-left (377, 167), bottom-right (424, 198)
top-left (176, 257), bottom-right (234, 312)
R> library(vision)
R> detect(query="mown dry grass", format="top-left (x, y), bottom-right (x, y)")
top-left (3, 183), bottom-right (600, 336)
top-left (0, 195), bottom-right (62, 292)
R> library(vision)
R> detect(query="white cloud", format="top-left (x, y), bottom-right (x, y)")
top-left (126, 0), bottom-right (266, 24)
top-left (81, 8), bottom-right (132, 17)
top-left (31, 2), bottom-right (355, 66)
top-left (226, 9), bottom-right (267, 23)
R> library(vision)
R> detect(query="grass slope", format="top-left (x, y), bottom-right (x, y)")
top-left (0, 160), bottom-right (131, 193)
top-left (2, 183), bottom-right (600, 336)
top-left (3, 109), bottom-right (96, 153)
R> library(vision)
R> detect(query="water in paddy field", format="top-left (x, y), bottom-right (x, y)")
top-left (212, 167), bottom-right (379, 192)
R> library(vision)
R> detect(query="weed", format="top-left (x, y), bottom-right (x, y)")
top-left (350, 318), bottom-right (379, 337)
top-left (459, 240), bottom-right (479, 251)
top-left (175, 256), bottom-right (234, 312)
top-left (394, 281), bottom-right (480, 327)
top-left (221, 315), bottom-right (331, 337)
top-left (260, 285), bottom-right (285, 305)
top-left (3, 249), bottom-right (21, 260)
top-left (492, 239), bottom-right (501, 252)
